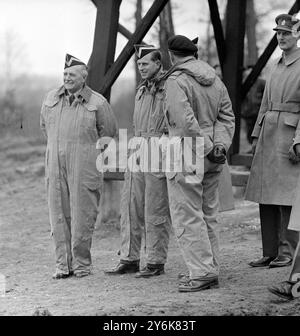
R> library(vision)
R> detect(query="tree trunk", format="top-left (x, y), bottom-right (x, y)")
top-left (206, 20), bottom-right (211, 63)
top-left (159, 1), bottom-right (175, 70)
top-left (245, 0), bottom-right (258, 67)
top-left (135, 0), bottom-right (142, 86)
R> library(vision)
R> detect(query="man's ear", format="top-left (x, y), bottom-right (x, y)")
top-left (155, 60), bottom-right (162, 68)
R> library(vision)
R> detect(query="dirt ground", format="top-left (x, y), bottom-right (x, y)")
top-left (1, 135), bottom-right (300, 316)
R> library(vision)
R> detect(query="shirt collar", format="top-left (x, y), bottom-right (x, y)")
top-left (57, 84), bottom-right (92, 103)
top-left (278, 48), bottom-right (300, 66)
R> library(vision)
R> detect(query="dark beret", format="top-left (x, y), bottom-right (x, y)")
top-left (168, 35), bottom-right (198, 55)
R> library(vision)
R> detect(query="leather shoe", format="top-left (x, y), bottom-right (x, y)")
top-left (269, 256), bottom-right (292, 268)
top-left (104, 262), bottom-right (139, 275)
top-left (74, 271), bottom-right (90, 278)
top-left (268, 281), bottom-right (294, 300)
top-left (178, 277), bottom-right (219, 292)
top-left (135, 265), bottom-right (164, 278)
top-left (52, 271), bottom-right (73, 279)
top-left (248, 256), bottom-right (275, 267)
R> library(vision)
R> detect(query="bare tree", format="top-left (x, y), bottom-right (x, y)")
top-left (0, 30), bottom-right (28, 134)
top-left (135, 0), bottom-right (143, 85)
top-left (159, 1), bottom-right (174, 70)
top-left (245, 0), bottom-right (258, 67)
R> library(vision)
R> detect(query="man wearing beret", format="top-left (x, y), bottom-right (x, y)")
top-left (40, 54), bottom-right (118, 278)
top-left (163, 35), bottom-right (235, 292)
top-left (105, 45), bottom-right (171, 277)
top-left (246, 14), bottom-right (300, 269)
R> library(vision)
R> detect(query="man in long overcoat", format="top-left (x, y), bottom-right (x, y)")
top-left (246, 14), bottom-right (300, 268)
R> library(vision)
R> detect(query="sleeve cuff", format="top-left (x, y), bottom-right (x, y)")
top-left (214, 142), bottom-right (228, 152)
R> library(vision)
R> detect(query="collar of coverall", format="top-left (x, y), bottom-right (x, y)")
top-left (57, 84), bottom-right (92, 103)
top-left (139, 68), bottom-right (165, 91)
top-left (277, 47), bottom-right (300, 66)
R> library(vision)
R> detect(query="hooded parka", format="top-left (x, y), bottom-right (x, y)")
top-left (164, 56), bottom-right (235, 279)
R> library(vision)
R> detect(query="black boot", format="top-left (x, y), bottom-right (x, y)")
top-left (135, 264), bottom-right (164, 278)
top-left (104, 261), bottom-right (139, 275)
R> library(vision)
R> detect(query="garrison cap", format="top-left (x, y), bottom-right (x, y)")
top-left (168, 35), bottom-right (198, 56)
top-left (273, 14), bottom-right (300, 33)
top-left (65, 54), bottom-right (86, 69)
top-left (134, 44), bottom-right (157, 59)
top-left (192, 37), bottom-right (199, 45)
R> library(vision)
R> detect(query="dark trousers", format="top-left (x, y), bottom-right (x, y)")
top-left (259, 204), bottom-right (299, 259)
top-left (245, 117), bottom-right (257, 144)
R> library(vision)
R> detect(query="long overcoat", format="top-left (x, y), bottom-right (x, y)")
top-left (245, 48), bottom-right (300, 206)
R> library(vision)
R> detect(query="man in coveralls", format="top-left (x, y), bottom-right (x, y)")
top-left (40, 54), bottom-right (117, 278)
top-left (105, 45), bottom-right (171, 278)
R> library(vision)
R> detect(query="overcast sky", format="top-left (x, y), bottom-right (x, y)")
top-left (0, 0), bottom-right (297, 79)
top-left (0, 0), bottom-right (206, 78)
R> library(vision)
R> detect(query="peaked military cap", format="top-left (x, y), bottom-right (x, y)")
top-left (134, 44), bottom-right (157, 59)
top-left (273, 14), bottom-right (300, 33)
top-left (64, 54), bottom-right (86, 69)
top-left (168, 35), bottom-right (198, 55)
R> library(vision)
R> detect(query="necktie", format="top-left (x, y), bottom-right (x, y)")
top-left (69, 94), bottom-right (75, 105)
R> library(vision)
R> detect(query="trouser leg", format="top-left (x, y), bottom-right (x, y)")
top-left (120, 171), bottom-right (145, 263)
top-left (60, 173), bottom-right (72, 272)
top-left (167, 173), bottom-right (217, 279)
top-left (48, 173), bottom-right (72, 274)
top-left (246, 118), bottom-right (256, 144)
top-left (259, 204), bottom-right (279, 258)
top-left (145, 173), bottom-right (171, 266)
top-left (202, 161), bottom-right (223, 272)
top-left (278, 205), bottom-right (299, 259)
top-left (71, 181), bottom-right (100, 275)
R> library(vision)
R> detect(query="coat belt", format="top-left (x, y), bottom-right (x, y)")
top-left (269, 102), bottom-right (300, 113)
